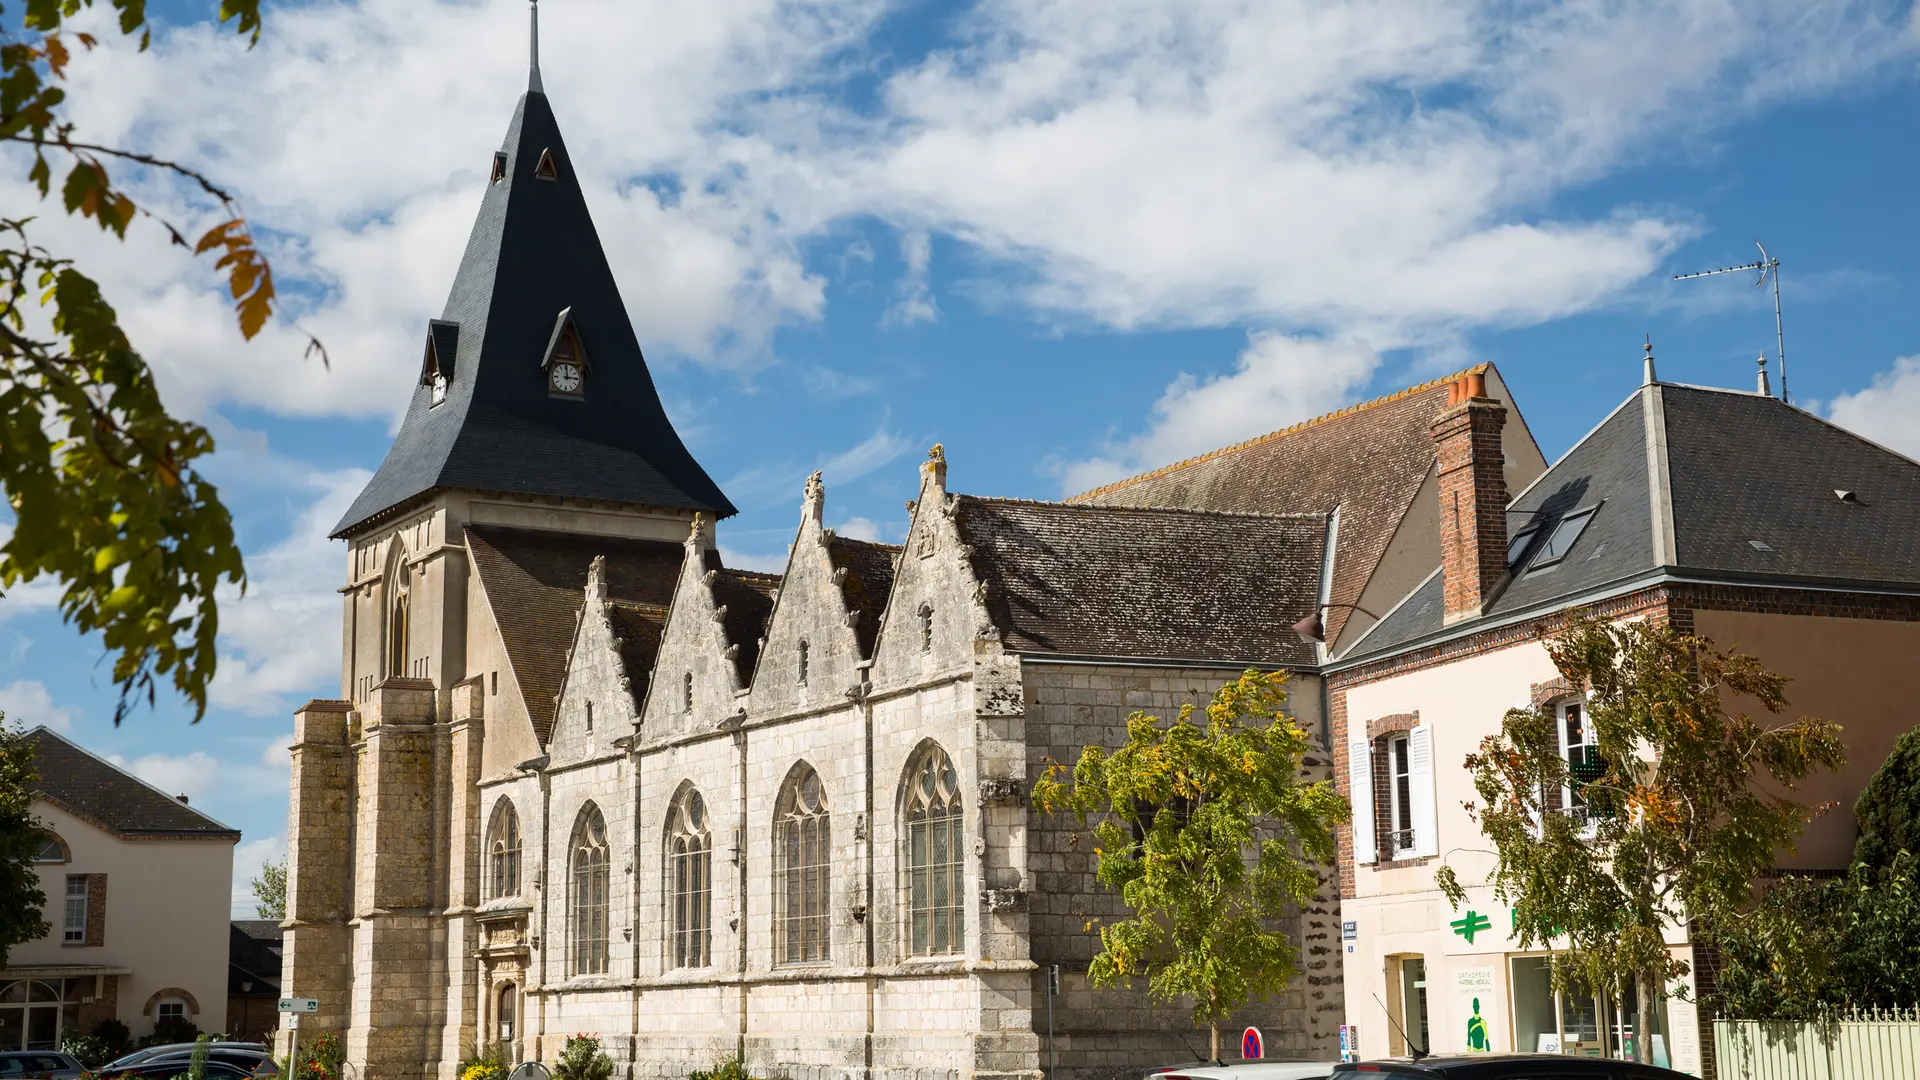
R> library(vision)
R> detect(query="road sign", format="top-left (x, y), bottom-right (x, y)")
top-left (278, 997), bottom-right (318, 1013)
top-left (1240, 1026), bottom-right (1263, 1061)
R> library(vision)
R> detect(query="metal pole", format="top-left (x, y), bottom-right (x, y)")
top-left (1047, 965), bottom-right (1058, 1080)
top-left (287, 1012), bottom-right (300, 1080)
top-left (1771, 264), bottom-right (1789, 404)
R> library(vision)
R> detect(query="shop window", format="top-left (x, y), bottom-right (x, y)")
top-left (1507, 956), bottom-right (1671, 1065)
top-left (1387, 955), bottom-right (1429, 1056)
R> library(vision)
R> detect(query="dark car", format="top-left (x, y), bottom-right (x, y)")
top-left (98, 1046), bottom-right (273, 1080)
top-left (0, 1052), bottom-right (86, 1080)
top-left (1333, 1055), bottom-right (1694, 1080)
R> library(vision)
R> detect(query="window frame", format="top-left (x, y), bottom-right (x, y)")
top-left (488, 800), bottom-right (522, 899)
top-left (1556, 698), bottom-right (1605, 828)
top-left (1526, 505), bottom-right (1600, 571)
top-left (60, 877), bottom-right (85, 944)
top-left (569, 805), bottom-right (609, 976)
top-left (667, 788), bottom-right (712, 970)
top-left (901, 744), bottom-right (965, 958)
top-left (773, 766), bottom-right (831, 966)
top-left (1387, 733), bottom-right (1415, 857)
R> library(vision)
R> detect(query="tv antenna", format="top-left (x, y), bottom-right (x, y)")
top-left (1674, 240), bottom-right (1789, 404)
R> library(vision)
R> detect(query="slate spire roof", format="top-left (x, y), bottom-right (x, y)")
top-left (332, 82), bottom-right (734, 537)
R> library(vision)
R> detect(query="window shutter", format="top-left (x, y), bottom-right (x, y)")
top-left (1350, 739), bottom-right (1377, 865)
top-left (1408, 727), bottom-right (1438, 859)
top-left (86, 874), bottom-right (107, 946)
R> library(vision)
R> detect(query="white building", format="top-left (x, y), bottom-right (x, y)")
top-left (3, 728), bottom-right (238, 1049)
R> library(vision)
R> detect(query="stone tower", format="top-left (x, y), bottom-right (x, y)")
top-left (279, 13), bottom-right (732, 1078)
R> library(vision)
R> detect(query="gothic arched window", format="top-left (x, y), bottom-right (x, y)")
top-left (902, 743), bottom-right (964, 956)
top-left (667, 787), bottom-right (711, 969)
top-left (774, 765), bottom-right (830, 964)
top-left (570, 804), bottom-right (609, 975)
top-left (487, 799), bottom-right (521, 898)
top-left (387, 565), bottom-right (411, 679)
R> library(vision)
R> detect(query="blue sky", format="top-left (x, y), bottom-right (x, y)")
top-left (3, 0), bottom-right (1917, 914)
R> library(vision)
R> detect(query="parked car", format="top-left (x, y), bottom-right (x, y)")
top-left (97, 1045), bottom-right (273, 1080)
top-left (1147, 1061), bottom-right (1341, 1080)
top-left (1332, 1054), bottom-right (1696, 1080)
top-left (0, 1051), bottom-right (86, 1079)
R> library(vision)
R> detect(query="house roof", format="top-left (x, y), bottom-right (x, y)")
top-left (711, 569), bottom-right (781, 685)
top-left (332, 87), bottom-right (734, 538)
top-left (954, 496), bottom-right (1329, 667)
top-left (228, 922), bottom-right (283, 995)
top-left (1342, 382), bottom-right (1920, 663)
top-left (25, 728), bottom-right (240, 840)
top-left (1071, 364), bottom-right (1519, 643)
top-left (467, 525), bottom-right (685, 742)
top-left (825, 536), bottom-right (899, 659)
top-left (606, 602), bottom-right (668, 712)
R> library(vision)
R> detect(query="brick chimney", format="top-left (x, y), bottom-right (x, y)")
top-left (1431, 371), bottom-right (1510, 624)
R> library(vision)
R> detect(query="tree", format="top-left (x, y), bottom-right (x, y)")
top-left (2, 1), bottom-right (319, 723)
top-left (1852, 724), bottom-right (1920, 871)
top-left (251, 857), bottom-right (285, 921)
top-left (1031, 669), bottom-right (1347, 1061)
top-left (0, 718), bottom-right (47, 967)
top-left (1437, 617), bottom-right (1845, 1063)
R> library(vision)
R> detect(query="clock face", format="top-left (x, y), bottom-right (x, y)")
top-left (550, 362), bottom-right (582, 394)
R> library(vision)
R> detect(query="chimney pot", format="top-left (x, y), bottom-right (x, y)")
top-left (175, 794), bottom-right (189, 804)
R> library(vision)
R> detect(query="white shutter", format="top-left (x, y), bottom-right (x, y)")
top-left (1408, 725), bottom-right (1438, 859)
top-left (1350, 738), bottom-right (1377, 864)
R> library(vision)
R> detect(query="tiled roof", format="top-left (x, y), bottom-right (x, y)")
top-left (1343, 382), bottom-right (1920, 663)
top-left (825, 536), bottom-right (899, 659)
top-left (954, 496), bottom-right (1328, 666)
top-left (1072, 365), bottom-right (1493, 642)
top-left (332, 89), bottom-right (733, 537)
top-left (712, 569), bottom-right (780, 685)
top-left (606, 602), bottom-right (668, 712)
top-left (25, 728), bottom-right (239, 839)
top-left (467, 525), bottom-right (684, 742)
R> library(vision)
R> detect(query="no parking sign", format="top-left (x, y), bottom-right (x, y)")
top-left (1240, 1026), bottom-right (1263, 1060)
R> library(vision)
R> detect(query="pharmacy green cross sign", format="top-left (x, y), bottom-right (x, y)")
top-left (1450, 909), bottom-right (1492, 943)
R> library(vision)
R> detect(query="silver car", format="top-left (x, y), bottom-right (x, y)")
top-left (0, 1051), bottom-right (87, 1080)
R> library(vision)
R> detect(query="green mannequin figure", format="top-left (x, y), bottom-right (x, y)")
top-left (1466, 998), bottom-right (1489, 1051)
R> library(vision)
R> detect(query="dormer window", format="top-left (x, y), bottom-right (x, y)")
top-left (541, 308), bottom-right (588, 399)
top-left (534, 148), bottom-right (559, 181)
top-left (421, 320), bottom-right (459, 408)
top-left (491, 152), bottom-right (508, 184)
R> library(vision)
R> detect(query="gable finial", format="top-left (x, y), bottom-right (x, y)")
top-left (528, 0), bottom-right (544, 94)
top-left (921, 443), bottom-right (948, 491)
top-left (1642, 334), bottom-right (1658, 386)
top-left (803, 470), bottom-right (825, 525)
top-left (687, 512), bottom-right (707, 548)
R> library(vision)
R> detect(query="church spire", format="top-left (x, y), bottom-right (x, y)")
top-left (528, 0), bottom-right (544, 94)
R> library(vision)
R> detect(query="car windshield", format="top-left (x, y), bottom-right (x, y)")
top-left (106, 1048), bottom-right (180, 1069)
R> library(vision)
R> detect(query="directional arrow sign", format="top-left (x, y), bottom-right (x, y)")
top-left (278, 998), bottom-right (319, 1013)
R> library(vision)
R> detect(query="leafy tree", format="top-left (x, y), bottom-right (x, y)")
top-left (552, 1035), bottom-right (614, 1080)
top-left (1852, 724), bottom-right (1920, 871)
top-left (251, 857), bottom-right (285, 920)
top-left (1031, 668), bottom-right (1347, 1061)
top-left (2, 1), bottom-right (321, 722)
top-left (1438, 617), bottom-right (1845, 1063)
top-left (0, 719), bottom-right (47, 967)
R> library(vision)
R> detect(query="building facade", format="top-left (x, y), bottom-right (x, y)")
top-left (276, 34), bottom-right (1556, 1080)
top-left (1324, 368), bottom-right (1920, 1076)
top-left (4, 729), bottom-right (239, 1049)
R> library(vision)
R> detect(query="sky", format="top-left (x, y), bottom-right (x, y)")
top-left (2, 0), bottom-right (1917, 916)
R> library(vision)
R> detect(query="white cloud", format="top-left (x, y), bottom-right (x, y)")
top-left (13, 0), bottom-right (1909, 479)
top-left (1827, 355), bottom-right (1920, 461)
top-left (206, 458), bottom-right (369, 716)
top-left (833, 516), bottom-right (886, 543)
top-left (231, 834), bottom-right (287, 918)
top-left (884, 230), bottom-right (940, 326)
top-left (107, 750), bottom-right (221, 805)
top-left (0, 681), bottom-right (77, 732)
top-left (1058, 333), bottom-right (1382, 493)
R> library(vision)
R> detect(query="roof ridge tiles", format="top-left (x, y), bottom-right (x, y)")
top-left (1067, 362), bottom-right (1491, 503)
top-left (961, 492), bottom-right (1330, 523)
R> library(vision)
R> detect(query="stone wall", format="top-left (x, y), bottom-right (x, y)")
top-left (1020, 662), bottom-right (1342, 1080)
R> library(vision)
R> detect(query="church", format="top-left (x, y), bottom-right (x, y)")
top-left (276, 14), bottom-right (1549, 1080)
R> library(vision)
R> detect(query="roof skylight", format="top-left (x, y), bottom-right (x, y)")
top-left (1527, 508), bottom-right (1596, 570)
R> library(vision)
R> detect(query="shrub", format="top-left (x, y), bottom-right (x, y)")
top-left (94, 1019), bottom-right (133, 1061)
top-left (59, 1031), bottom-right (114, 1068)
top-left (1854, 724), bottom-right (1920, 870)
top-left (459, 1041), bottom-right (511, 1080)
top-left (689, 1059), bottom-right (757, 1080)
top-left (283, 1032), bottom-right (344, 1080)
top-left (140, 1019), bottom-right (201, 1049)
top-left (551, 1035), bottom-right (613, 1080)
